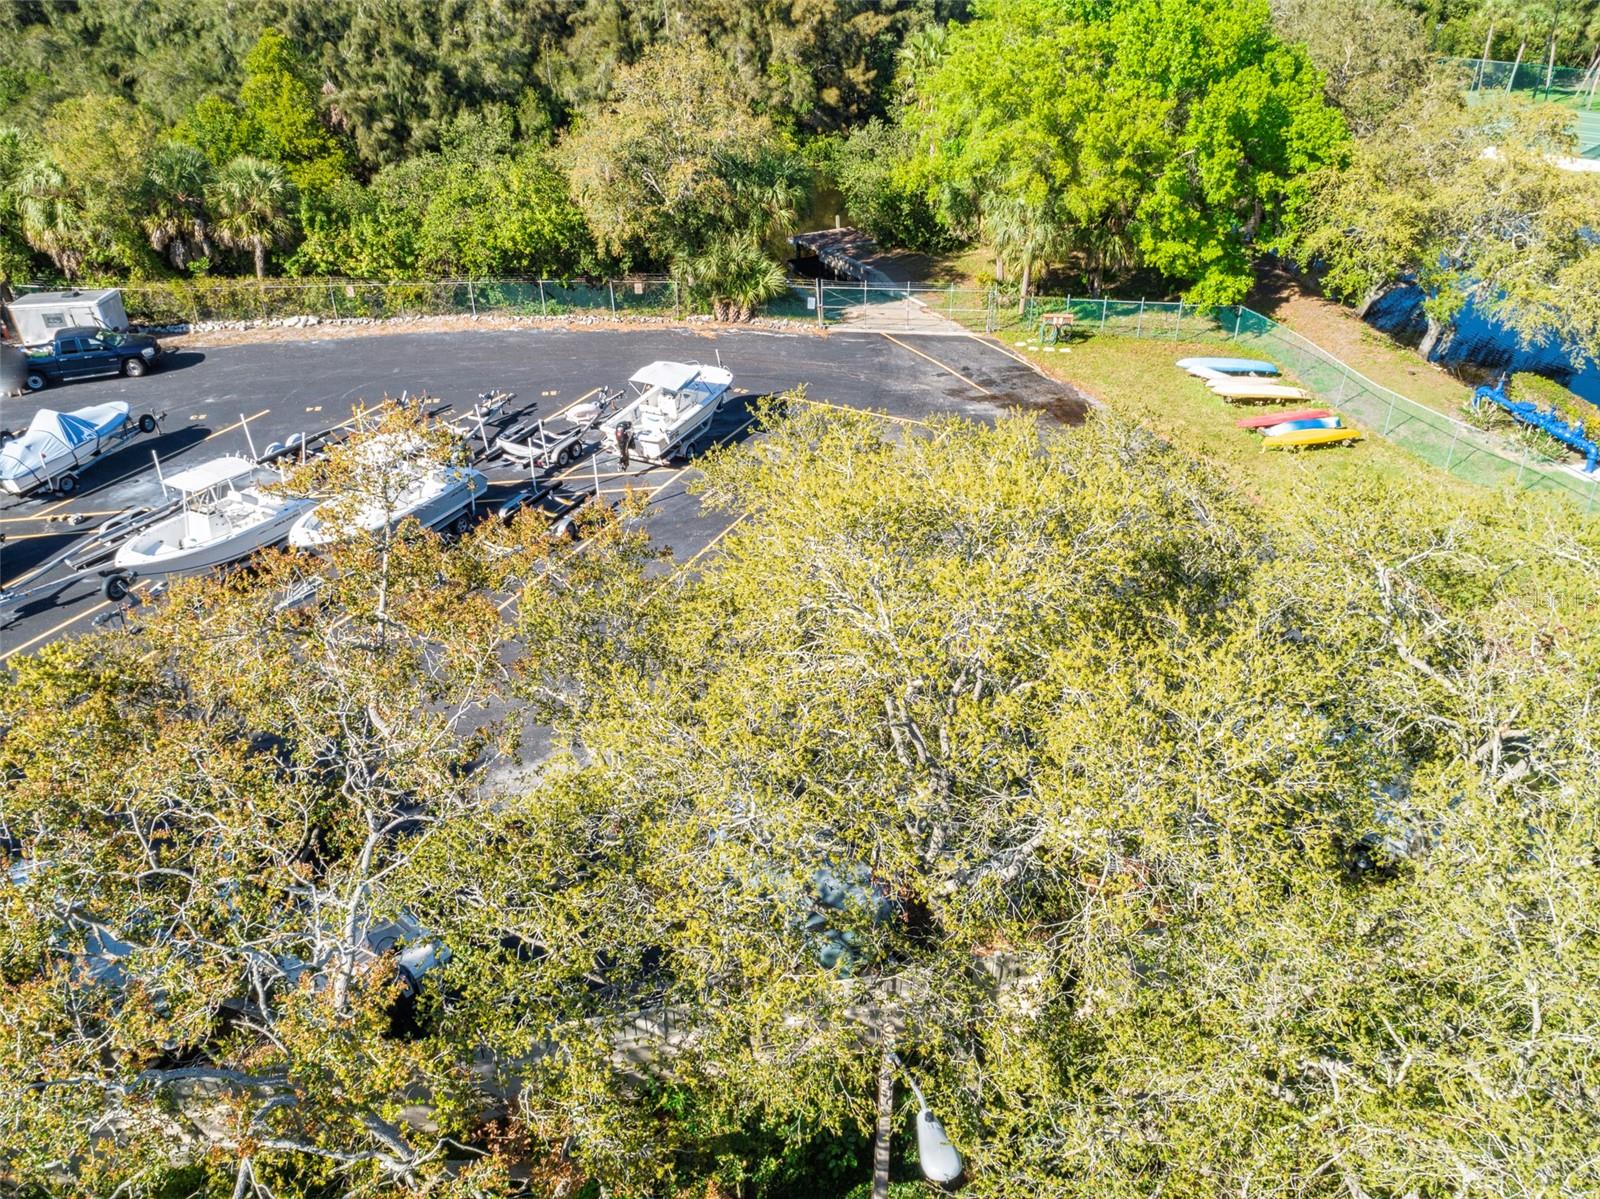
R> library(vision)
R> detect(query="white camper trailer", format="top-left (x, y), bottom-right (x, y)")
top-left (3, 289), bottom-right (129, 347)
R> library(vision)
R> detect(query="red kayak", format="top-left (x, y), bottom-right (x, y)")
top-left (1236, 408), bottom-right (1332, 429)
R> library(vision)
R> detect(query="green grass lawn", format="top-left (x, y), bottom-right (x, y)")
top-left (1019, 333), bottom-right (1487, 516)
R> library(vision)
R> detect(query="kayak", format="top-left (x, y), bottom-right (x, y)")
top-left (1207, 378), bottom-right (1311, 401)
top-left (1262, 426), bottom-right (1364, 450)
top-left (1236, 408), bottom-right (1332, 428)
top-left (1260, 417), bottom-right (1342, 437)
top-left (1176, 356), bottom-right (1280, 377)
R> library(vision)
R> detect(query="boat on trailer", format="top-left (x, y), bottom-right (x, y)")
top-left (104, 455), bottom-right (314, 599)
top-left (1177, 356), bottom-right (1281, 378)
top-left (0, 402), bottom-right (160, 496)
top-left (287, 451), bottom-right (487, 550)
top-left (599, 361), bottom-right (734, 466)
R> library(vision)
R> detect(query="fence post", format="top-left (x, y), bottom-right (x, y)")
top-left (1233, 307), bottom-right (1243, 340)
top-left (1137, 299), bottom-right (1145, 338)
top-left (608, 280), bottom-right (617, 315)
top-left (815, 278), bottom-right (824, 327)
top-left (327, 283), bottom-right (338, 318)
top-left (1383, 393), bottom-right (1397, 436)
top-left (1589, 477), bottom-right (1597, 514)
top-left (1335, 373), bottom-right (1348, 406)
top-left (947, 283), bottom-right (954, 314)
top-left (538, 279), bottom-right (547, 316)
top-left (986, 287), bottom-right (996, 334)
top-left (673, 279), bottom-right (681, 317)
top-left (1174, 302), bottom-right (1182, 340)
top-left (468, 280), bottom-right (477, 317)
top-left (1444, 423), bottom-right (1460, 471)
top-left (1515, 448), bottom-right (1527, 488)
top-left (862, 277), bottom-right (867, 304)
top-left (1099, 296), bottom-right (1108, 333)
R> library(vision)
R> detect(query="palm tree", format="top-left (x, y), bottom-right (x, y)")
top-left (210, 156), bottom-right (295, 279)
top-left (16, 160), bottom-right (89, 279)
top-left (140, 142), bottom-right (214, 270)
top-left (897, 23), bottom-right (948, 107)
top-left (728, 151), bottom-right (810, 242)
top-left (1473, 0), bottom-right (1518, 89)
top-left (673, 232), bottom-right (788, 322)
top-left (983, 193), bottom-right (1062, 311)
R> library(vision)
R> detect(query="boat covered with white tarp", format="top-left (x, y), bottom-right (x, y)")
top-left (0, 402), bottom-right (154, 495)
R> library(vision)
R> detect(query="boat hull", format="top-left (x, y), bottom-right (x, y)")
top-left (112, 497), bottom-right (315, 579)
top-left (288, 468), bottom-right (487, 549)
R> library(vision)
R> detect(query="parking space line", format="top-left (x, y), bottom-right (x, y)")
top-left (878, 332), bottom-right (993, 397)
top-left (793, 395), bottom-right (928, 428)
top-left (0, 510), bottom-right (122, 525)
top-left (0, 584), bottom-right (138, 663)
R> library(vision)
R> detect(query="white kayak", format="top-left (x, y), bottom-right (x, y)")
top-left (1206, 378), bottom-right (1311, 401)
top-left (1177, 356), bottom-right (1281, 377)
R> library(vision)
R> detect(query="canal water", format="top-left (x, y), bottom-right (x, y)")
top-left (1367, 285), bottom-right (1600, 408)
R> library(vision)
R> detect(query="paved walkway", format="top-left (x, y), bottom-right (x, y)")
top-left (792, 228), bottom-right (973, 335)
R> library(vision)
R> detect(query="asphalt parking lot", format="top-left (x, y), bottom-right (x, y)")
top-left (0, 326), bottom-right (1086, 659)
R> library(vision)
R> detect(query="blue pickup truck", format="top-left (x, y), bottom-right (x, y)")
top-left (23, 327), bottom-right (163, 391)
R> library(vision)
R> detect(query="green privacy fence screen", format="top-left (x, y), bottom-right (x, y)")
top-left (54, 276), bottom-right (1600, 508)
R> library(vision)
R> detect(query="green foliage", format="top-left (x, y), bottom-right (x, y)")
top-left (1273, 0), bottom-right (1439, 137)
top-left (210, 155), bottom-right (296, 278)
top-left (1508, 370), bottom-right (1593, 426)
top-left (672, 231), bottom-right (790, 320)
top-left (907, 0), bottom-right (1349, 302)
top-left (5, 400), bottom-right (1600, 1194)
top-left (286, 116), bottom-right (597, 280)
top-left (1281, 86), bottom-right (1600, 362)
top-left (0, 126), bottom-right (41, 285)
top-left (563, 43), bottom-right (807, 267)
top-left (233, 27), bottom-right (350, 196)
top-left (831, 119), bottom-right (952, 252)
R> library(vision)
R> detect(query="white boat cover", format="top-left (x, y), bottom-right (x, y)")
top-left (630, 361), bottom-right (702, 392)
top-left (0, 402), bottom-right (129, 485)
top-left (161, 455), bottom-right (257, 495)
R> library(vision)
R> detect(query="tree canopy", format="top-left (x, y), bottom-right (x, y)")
top-left (6, 402), bottom-right (1600, 1196)
top-left (904, 0), bottom-right (1349, 303)
top-left (1279, 86), bottom-right (1600, 361)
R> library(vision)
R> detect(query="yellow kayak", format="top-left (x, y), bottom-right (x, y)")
top-left (1262, 426), bottom-right (1364, 450)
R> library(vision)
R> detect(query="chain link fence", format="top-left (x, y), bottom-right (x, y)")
top-left (1015, 294), bottom-right (1600, 511)
top-left (22, 275), bottom-right (1597, 507)
top-left (1444, 55), bottom-right (1599, 104)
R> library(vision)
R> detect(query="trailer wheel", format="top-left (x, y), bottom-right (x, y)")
top-left (556, 446), bottom-right (571, 467)
top-left (123, 358), bottom-right (147, 378)
top-left (451, 512), bottom-right (473, 535)
top-left (55, 472), bottom-right (79, 496)
top-left (138, 413), bottom-right (158, 434)
top-left (25, 371), bottom-right (46, 392)
top-left (102, 574), bottom-right (131, 603)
